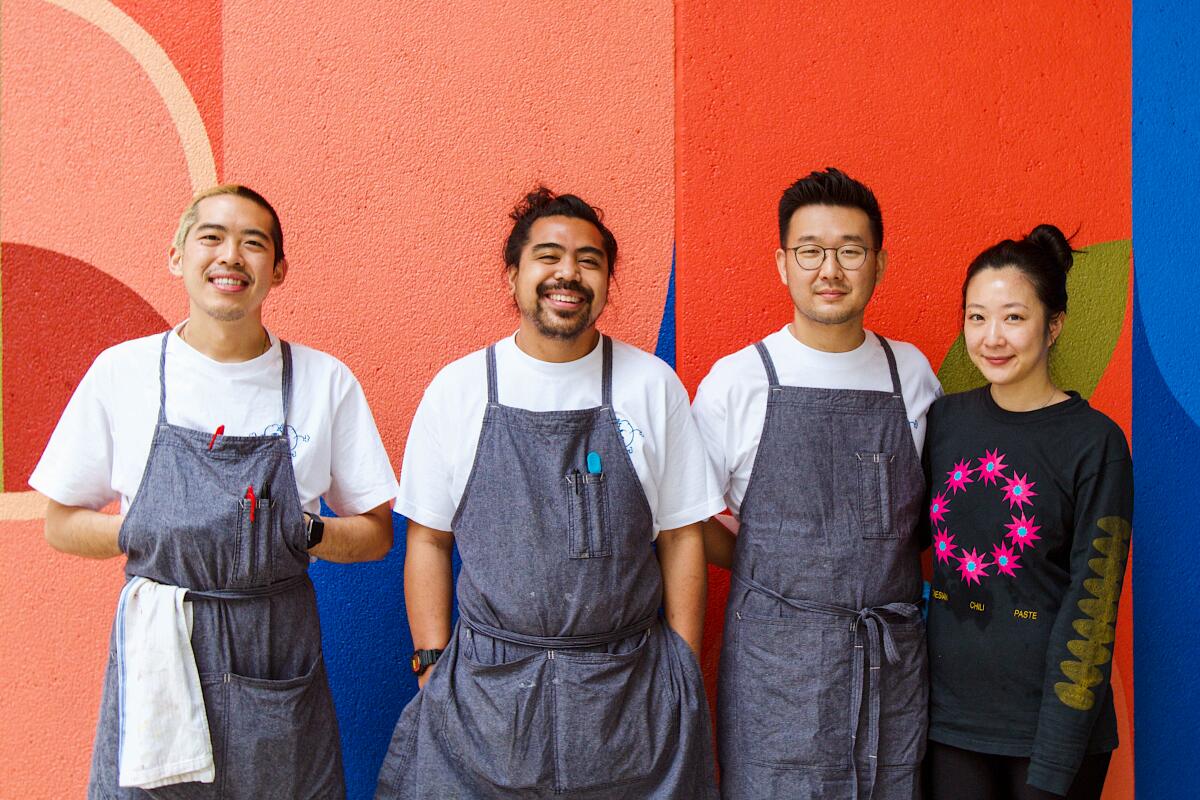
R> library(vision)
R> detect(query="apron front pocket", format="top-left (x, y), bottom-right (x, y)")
top-left (552, 631), bottom-right (664, 791)
top-left (218, 654), bottom-right (342, 799)
top-left (875, 619), bottom-right (928, 766)
top-left (855, 451), bottom-right (895, 539)
top-left (233, 498), bottom-right (277, 588)
top-left (735, 613), bottom-right (852, 769)
top-left (441, 636), bottom-right (555, 790)
top-left (565, 471), bottom-right (611, 559)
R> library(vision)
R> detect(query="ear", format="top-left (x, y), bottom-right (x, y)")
top-left (168, 245), bottom-right (183, 277)
top-left (272, 257), bottom-right (289, 287)
top-left (874, 249), bottom-right (888, 286)
top-left (775, 248), bottom-right (788, 286)
top-left (1048, 311), bottom-right (1065, 346)
top-left (506, 265), bottom-right (518, 296)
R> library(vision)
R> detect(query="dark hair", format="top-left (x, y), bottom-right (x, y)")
top-left (778, 167), bottom-right (883, 249)
top-left (175, 184), bottom-right (285, 264)
top-left (962, 224), bottom-right (1076, 318)
top-left (503, 186), bottom-right (618, 274)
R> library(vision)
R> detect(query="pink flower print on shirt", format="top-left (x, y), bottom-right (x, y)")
top-left (930, 491), bottom-right (950, 526)
top-left (1004, 513), bottom-right (1042, 551)
top-left (991, 542), bottom-right (1022, 577)
top-left (976, 449), bottom-right (1007, 486)
top-left (956, 547), bottom-right (990, 585)
top-left (946, 460), bottom-right (975, 494)
top-left (1002, 471), bottom-right (1038, 510)
top-left (933, 529), bottom-right (957, 565)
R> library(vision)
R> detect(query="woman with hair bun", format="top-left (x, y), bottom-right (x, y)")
top-left (922, 225), bottom-right (1132, 799)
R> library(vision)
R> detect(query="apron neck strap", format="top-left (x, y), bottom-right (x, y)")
top-left (157, 332), bottom-right (171, 425)
top-left (280, 339), bottom-right (293, 428)
top-left (601, 335), bottom-right (613, 407)
top-left (753, 341), bottom-right (781, 389)
top-left (485, 344), bottom-right (500, 405)
top-left (158, 330), bottom-right (293, 427)
top-left (874, 333), bottom-right (902, 397)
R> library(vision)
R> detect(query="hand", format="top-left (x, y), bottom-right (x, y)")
top-left (417, 662), bottom-right (437, 689)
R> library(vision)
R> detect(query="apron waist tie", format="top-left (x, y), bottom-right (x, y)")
top-left (459, 611), bottom-right (657, 650)
top-left (183, 574), bottom-right (308, 601)
top-left (732, 571), bottom-right (922, 800)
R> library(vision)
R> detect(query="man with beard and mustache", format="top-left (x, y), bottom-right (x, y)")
top-left (376, 186), bottom-right (721, 799)
top-left (31, 184), bottom-right (397, 798)
top-left (691, 168), bottom-right (942, 799)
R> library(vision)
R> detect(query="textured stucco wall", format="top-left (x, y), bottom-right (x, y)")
top-left (0, 1), bottom-right (1160, 798)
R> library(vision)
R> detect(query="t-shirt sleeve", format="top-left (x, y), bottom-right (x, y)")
top-left (394, 380), bottom-right (458, 532)
top-left (28, 355), bottom-right (120, 510)
top-left (690, 368), bottom-right (733, 504)
top-left (1027, 437), bottom-right (1133, 794)
top-left (322, 373), bottom-right (399, 517)
top-left (653, 375), bottom-right (726, 532)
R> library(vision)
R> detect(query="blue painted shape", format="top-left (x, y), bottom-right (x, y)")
top-left (586, 451), bottom-right (602, 474)
top-left (1132, 298), bottom-right (1200, 800)
top-left (1134, 0), bottom-right (1200, 428)
top-left (312, 507), bottom-right (461, 799)
top-left (654, 244), bottom-right (677, 369)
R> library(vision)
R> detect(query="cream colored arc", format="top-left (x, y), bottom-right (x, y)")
top-left (1, 0), bottom-right (217, 522)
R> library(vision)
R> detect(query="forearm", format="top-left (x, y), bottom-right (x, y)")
top-left (405, 522), bottom-right (455, 688)
top-left (306, 501), bottom-right (393, 563)
top-left (656, 523), bottom-right (707, 658)
top-left (701, 515), bottom-right (737, 570)
top-left (43, 499), bottom-right (124, 559)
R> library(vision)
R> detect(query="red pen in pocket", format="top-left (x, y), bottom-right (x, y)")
top-left (208, 425), bottom-right (225, 450)
top-left (245, 484), bottom-right (256, 523)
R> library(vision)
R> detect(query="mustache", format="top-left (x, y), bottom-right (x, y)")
top-left (538, 280), bottom-right (594, 303)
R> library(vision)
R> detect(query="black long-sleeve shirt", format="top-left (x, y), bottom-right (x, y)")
top-left (924, 387), bottom-right (1132, 795)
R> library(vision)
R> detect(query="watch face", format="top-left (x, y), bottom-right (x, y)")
top-left (411, 654), bottom-right (421, 674)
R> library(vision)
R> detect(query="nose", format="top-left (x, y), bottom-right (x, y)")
top-left (554, 256), bottom-right (582, 281)
top-left (983, 319), bottom-right (1006, 346)
top-left (816, 249), bottom-right (844, 279)
top-left (217, 237), bottom-right (242, 266)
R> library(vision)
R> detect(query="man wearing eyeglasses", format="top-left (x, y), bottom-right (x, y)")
top-left (692, 167), bottom-right (942, 799)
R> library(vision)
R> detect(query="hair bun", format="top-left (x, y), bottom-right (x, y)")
top-left (1025, 224), bottom-right (1074, 274)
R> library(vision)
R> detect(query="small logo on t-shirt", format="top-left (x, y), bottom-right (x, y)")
top-left (614, 417), bottom-right (644, 454)
top-left (257, 423), bottom-right (311, 456)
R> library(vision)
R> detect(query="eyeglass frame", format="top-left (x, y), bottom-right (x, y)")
top-left (785, 243), bottom-right (880, 271)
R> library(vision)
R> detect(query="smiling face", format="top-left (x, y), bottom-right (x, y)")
top-left (963, 266), bottom-right (1063, 389)
top-left (168, 194), bottom-right (286, 324)
top-left (775, 204), bottom-right (886, 348)
top-left (507, 215), bottom-right (609, 343)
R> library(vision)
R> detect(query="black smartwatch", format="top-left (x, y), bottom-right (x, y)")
top-left (411, 649), bottom-right (443, 676)
top-left (303, 512), bottom-right (325, 550)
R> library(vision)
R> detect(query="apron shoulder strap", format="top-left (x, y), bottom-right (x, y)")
top-left (753, 341), bottom-right (781, 388)
top-left (485, 344), bottom-right (499, 405)
top-left (601, 335), bottom-right (613, 407)
top-left (157, 331), bottom-right (171, 425)
top-left (874, 333), bottom-right (903, 398)
top-left (280, 339), bottom-right (293, 428)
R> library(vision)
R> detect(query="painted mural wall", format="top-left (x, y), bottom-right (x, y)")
top-left (0, 1), bottom-right (1174, 798)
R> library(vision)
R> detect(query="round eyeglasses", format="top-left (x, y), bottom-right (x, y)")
top-left (787, 244), bottom-right (877, 271)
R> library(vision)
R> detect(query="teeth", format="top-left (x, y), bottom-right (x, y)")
top-left (548, 294), bottom-right (579, 303)
top-left (212, 277), bottom-right (246, 287)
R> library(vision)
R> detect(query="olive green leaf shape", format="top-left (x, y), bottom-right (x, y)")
top-left (936, 239), bottom-right (1131, 398)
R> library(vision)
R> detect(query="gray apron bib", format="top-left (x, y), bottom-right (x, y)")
top-left (716, 335), bottom-right (927, 800)
top-left (376, 336), bottom-right (716, 799)
top-left (88, 332), bottom-right (344, 800)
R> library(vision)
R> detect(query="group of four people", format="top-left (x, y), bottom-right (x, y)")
top-left (33, 167), bottom-right (1131, 800)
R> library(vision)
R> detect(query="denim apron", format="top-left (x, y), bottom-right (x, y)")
top-left (376, 336), bottom-right (716, 799)
top-left (717, 335), bottom-right (927, 800)
top-left (88, 332), bottom-right (344, 800)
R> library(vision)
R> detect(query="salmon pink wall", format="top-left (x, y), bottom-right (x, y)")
top-left (1, 1), bottom-right (1150, 798)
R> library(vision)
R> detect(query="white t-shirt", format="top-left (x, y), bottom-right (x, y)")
top-left (30, 325), bottom-right (398, 517)
top-left (692, 326), bottom-right (943, 517)
top-left (397, 334), bottom-right (725, 537)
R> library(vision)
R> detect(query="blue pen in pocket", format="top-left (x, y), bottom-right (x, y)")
top-left (586, 451), bottom-right (602, 475)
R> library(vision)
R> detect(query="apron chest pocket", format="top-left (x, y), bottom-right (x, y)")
top-left (233, 498), bottom-right (277, 588)
top-left (565, 472), bottom-right (611, 559)
top-left (855, 451), bottom-right (894, 539)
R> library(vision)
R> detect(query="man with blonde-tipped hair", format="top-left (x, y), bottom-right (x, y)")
top-left (31, 185), bottom-right (398, 798)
